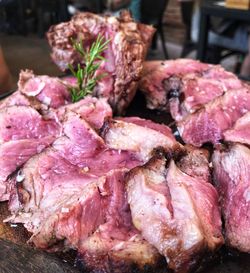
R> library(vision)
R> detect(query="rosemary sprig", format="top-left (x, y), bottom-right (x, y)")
top-left (68, 34), bottom-right (110, 102)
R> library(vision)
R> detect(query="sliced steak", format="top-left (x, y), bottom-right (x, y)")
top-left (102, 118), bottom-right (180, 161)
top-left (0, 137), bottom-right (54, 201)
top-left (176, 145), bottom-right (211, 182)
top-left (0, 105), bottom-right (61, 201)
top-left (0, 106), bottom-right (61, 143)
top-left (139, 59), bottom-right (243, 121)
top-left (223, 111), bottom-right (250, 145)
top-left (178, 87), bottom-right (250, 146)
top-left (47, 11), bottom-right (155, 114)
top-left (78, 169), bottom-right (162, 273)
top-left (56, 96), bottom-right (112, 130)
top-left (0, 91), bottom-right (42, 111)
top-left (18, 70), bottom-right (71, 109)
top-left (127, 152), bottom-right (223, 273)
top-left (212, 144), bottom-right (250, 252)
top-left (6, 110), bottom-right (164, 271)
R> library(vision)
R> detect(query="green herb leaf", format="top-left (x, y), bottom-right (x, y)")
top-left (68, 34), bottom-right (110, 103)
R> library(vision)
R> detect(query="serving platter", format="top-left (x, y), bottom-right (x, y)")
top-left (0, 90), bottom-right (249, 273)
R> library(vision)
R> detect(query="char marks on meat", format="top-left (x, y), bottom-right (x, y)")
top-left (178, 87), bottom-right (250, 147)
top-left (139, 59), bottom-right (243, 121)
top-left (47, 11), bottom-right (155, 114)
top-left (7, 111), bottom-right (171, 272)
top-left (127, 150), bottom-right (223, 273)
top-left (212, 144), bottom-right (250, 252)
top-left (102, 117), bottom-right (179, 161)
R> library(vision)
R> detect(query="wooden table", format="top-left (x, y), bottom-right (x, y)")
top-left (197, 0), bottom-right (250, 61)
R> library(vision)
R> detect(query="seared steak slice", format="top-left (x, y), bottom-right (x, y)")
top-left (0, 137), bottom-right (54, 201)
top-left (178, 87), bottom-right (250, 146)
top-left (0, 106), bottom-right (61, 143)
top-left (18, 70), bottom-right (71, 109)
top-left (223, 112), bottom-right (250, 145)
top-left (7, 112), bottom-right (160, 272)
top-left (102, 118), bottom-right (179, 161)
top-left (47, 11), bottom-right (155, 114)
top-left (78, 169), bottom-right (162, 273)
top-left (139, 60), bottom-right (242, 121)
top-left (212, 144), bottom-right (250, 252)
top-left (139, 59), bottom-right (209, 112)
top-left (176, 145), bottom-right (211, 182)
top-left (56, 96), bottom-right (112, 130)
top-left (0, 91), bottom-right (42, 111)
top-left (127, 152), bottom-right (223, 273)
top-left (0, 105), bottom-right (61, 201)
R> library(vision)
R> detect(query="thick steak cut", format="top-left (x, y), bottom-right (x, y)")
top-left (212, 144), bottom-right (250, 252)
top-left (7, 112), bottom-right (161, 272)
top-left (127, 151), bottom-right (223, 273)
top-left (18, 70), bottom-right (71, 109)
top-left (178, 87), bottom-right (250, 146)
top-left (0, 105), bottom-right (61, 201)
top-left (139, 59), bottom-right (242, 121)
top-left (102, 118), bottom-right (180, 161)
top-left (47, 11), bottom-right (155, 114)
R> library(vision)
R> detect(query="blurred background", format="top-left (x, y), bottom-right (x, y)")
top-left (0, 0), bottom-right (249, 92)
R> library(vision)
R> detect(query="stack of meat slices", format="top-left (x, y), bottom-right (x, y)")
top-left (0, 70), bottom-right (224, 272)
top-left (139, 58), bottom-right (250, 257)
top-left (1, 10), bottom-right (249, 273)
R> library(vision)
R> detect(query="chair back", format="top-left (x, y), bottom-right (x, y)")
top-left (140, 0), bottom-right (169, 26)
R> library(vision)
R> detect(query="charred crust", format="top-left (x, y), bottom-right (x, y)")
top-left (99, 118), bottom-right (114, 139)
top-left (76, 252), bottom-right (166, 273)
top-left (162, 76), bottom-right (182, 100)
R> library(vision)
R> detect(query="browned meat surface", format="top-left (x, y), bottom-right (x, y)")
top-left (178, 87), bottom-right (250, 147)
top-left (47, 11), bottom-right (155, 114)
top-left (223, 112), bottom-right (250, 145)
top-left (102, 118), bottom-right (179, 161)
top-left (127, 151), bottom-right (223, 273)
top-left (139, 60), bottom-right (243, 121)
top-left (212, 144), bottom-right (250, 252)
top-left (176, 145), bottom-right (211, 182)
top-left (7, 111), bottom-right (172, 272)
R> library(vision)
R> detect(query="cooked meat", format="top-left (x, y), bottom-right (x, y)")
top-left (0, 137), bottom-right (54, 201)
top-left (127, 152), bottom-right (223, 273)
top-left (47, 11), bottom-right (155, 114)
top-left (117, 116), bottom-right (175, 137)
top-left (0, 91), bottom-right (42, 111)
top-left (178, 87), bottom-right (250, 147)
top-left (77, 169), bottom-right (162, 273)
top-left (176, 145), bottom-right (211, 182)
top-left (7, 112), bottom-right (161, 272)
top-left (139, 59), bottom-right (209, 112)
top-left (223, 112), bottom-right (250, 145)
top-left (0, 105), bottom-right (61, 201)
top-left (18, 70), bottom-right (71, 109)
top-left (212, 144), bottom-right (250, 252)
top-left (56, 96), bottom-right (112, 130)
top-left (102, 118), bottom-right (180, 161)
top-left (0, 106), bottom-right (61, 143)
top-left (139, 60), bottom-right (243, 121)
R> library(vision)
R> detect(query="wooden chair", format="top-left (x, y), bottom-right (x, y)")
top-left (140, 0), bottom-right (169, 59)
